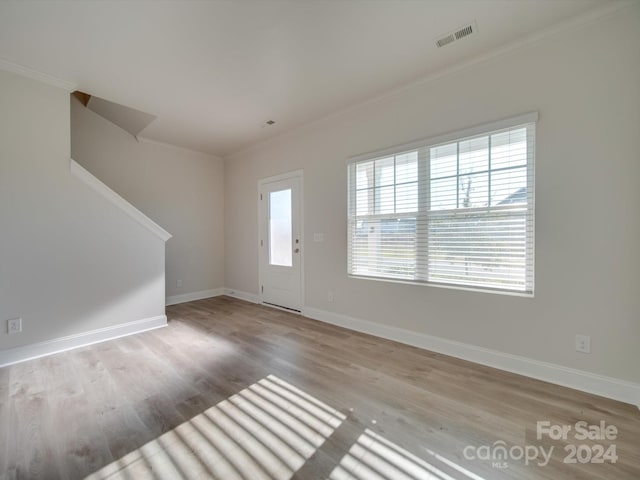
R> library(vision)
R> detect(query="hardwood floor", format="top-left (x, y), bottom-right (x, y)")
top-left (0, 296), bottom-right (638, 479)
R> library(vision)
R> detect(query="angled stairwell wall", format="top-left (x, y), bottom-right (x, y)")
top-left (70, 95), bottom-right (225, 305)
top-left (0, 69), bottom-right (169, 365)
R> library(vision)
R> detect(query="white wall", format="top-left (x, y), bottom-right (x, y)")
top-left (224, 7), bottom-right (640, 384)
top-left (71, 97), bottom-right (225, 299)
top-left (0, 70), bottom-right (166, 351)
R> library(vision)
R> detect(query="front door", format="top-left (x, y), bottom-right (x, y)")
top-left (259, 172), bottom-right (302, 311)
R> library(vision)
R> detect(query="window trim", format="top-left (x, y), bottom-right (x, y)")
top-left (349, 112), bottom-right (538, 164)
top-left (347, 112), bottom-right (537, 297)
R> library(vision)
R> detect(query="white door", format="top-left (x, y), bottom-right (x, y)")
top-left (259, 172), bottom-right (302, 311)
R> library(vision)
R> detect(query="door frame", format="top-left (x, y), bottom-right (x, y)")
top-left (257, 170), bottom-right (304, 311)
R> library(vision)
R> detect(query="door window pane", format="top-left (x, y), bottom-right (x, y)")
top-left (269, 189), bottom-right (292, 266)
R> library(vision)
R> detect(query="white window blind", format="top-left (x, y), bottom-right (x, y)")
top-left (348, 114), bottom-right (535, 295)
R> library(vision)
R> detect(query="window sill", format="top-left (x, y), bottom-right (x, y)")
top-left (348, 274), bottom-right (534, 298)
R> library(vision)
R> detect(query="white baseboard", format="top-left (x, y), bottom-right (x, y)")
top-left (0, 315), bottom-right (167, 368)
top-left (165, 287), bottom-right (258, 307)
top-left (223, 288), bottom-right (260, 304)
top-left (165, 288), bottom-right (225, 306)
top-left (302, 307), bottom-right (640, 406)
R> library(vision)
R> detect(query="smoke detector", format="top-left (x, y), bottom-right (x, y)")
top-left (435, 21), bottom-right (477, 48)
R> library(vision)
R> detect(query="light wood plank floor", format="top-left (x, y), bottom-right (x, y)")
top-left (1, 296), bottom-right (638, 479)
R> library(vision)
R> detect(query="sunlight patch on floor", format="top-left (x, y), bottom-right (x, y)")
top-left (329, 429), bottom-right (485, 480)
top-left (86, 375), bottom-right (346, 479)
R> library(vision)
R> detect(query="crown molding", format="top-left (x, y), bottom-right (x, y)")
top-left (136, 136), bottom-right (221, 159)
top-left (225, 0), bottom-right (638, 161)
top-left (0, 57), bottom-right (77, 92)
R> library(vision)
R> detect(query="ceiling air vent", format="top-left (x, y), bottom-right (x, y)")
top-left (436, 34), bottom-right (455, 48)
top-left (435, 21), bottom-right (477, 48)
top-left (455, 24), bottom-right (474, 40)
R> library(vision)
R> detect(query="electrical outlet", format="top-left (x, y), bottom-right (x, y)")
top-left (177, 279), bottom-right (183, 288)
top-left (575, 334), bottom-right (591, 354)
top-left (327, 291), bottom-right (334, 302)
top-left (7, 318), bottom-right (22, 334)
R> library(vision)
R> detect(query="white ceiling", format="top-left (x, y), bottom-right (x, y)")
top-left (0, 0), bottom-right (620, 157)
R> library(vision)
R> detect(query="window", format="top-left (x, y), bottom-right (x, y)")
top-left (348, 114), bottom-right (535, 295)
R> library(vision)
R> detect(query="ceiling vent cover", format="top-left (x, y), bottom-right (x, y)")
top-left (436, 21), bottom-right (477, 48)
top-left (436, 34), bottom-right (455, 48)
